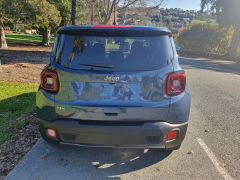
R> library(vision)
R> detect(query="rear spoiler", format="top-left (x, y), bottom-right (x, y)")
top-left (58, 27), bottom-right (172, 37)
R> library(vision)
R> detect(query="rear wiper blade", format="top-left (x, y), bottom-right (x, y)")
top-left (79, 63), bottom-right (114, 69)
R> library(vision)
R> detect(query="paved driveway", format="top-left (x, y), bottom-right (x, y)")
top-left (6, 57), bottom-right (240, 180)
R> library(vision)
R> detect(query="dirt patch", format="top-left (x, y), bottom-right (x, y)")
top-left (0, 63), bottom-right (45, 83)
top-left (0, 115), bottom-right (40, 177)
top-left (0, 45), bottom-right (51, 83)
top-left (0, 46), bottom-right (49, 177)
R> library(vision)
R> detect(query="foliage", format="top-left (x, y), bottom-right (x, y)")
top-left (87, 0), bottom-right (164, 24)
top-left (76, 0), bottom-right (90, 24)
top-left (1, 0), bottom-right (61, 31)
top-left (0, 0), bottom-right (34, 26)
top-left (177, 21), bottom-right (229, 54)
top-left (29, 0), bottom-right (61, 32)
top-left (48, 0), bottom-right (71, 26)
top-left (201, 0), bottom-right (240, 27)
top-left (0, 82), bottom-right (37, 144)
top-left (201, 0), bottom-right (240, 60)
top-left (0, 0), bottom-right (61, 45)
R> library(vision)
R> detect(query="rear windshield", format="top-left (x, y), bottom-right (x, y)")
top-left (53, 34), bottom-right (173, 71)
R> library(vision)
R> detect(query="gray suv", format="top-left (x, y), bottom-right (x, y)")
top-left (36, 25), bottom-right (191, 150)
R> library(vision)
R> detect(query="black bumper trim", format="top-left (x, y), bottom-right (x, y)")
top-left (39, 119), bottom-right (188, 149)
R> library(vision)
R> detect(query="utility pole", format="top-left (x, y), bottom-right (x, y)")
top-left (71, 0), bottom-right (76, 25)
top-left (90, 0), bottom-right (94, 25)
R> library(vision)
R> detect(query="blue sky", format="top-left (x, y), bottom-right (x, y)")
top-left (162, 0), bottom-right (201, 10)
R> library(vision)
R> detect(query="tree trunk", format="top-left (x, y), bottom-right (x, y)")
top-left (0, 16), bottom-right (8, 49)
top-left (227, 26), bottom-right (240, 61)
top-left (71, 0), bottom-right (76, 25)
top-left (42, 29), bottom-right (51, 46)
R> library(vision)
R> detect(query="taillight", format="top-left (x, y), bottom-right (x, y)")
top-left (40, 70), bottom-right (59, 93)
top-left (167, 130), bottom-right (179, 141)
top-left (166, 72), bottom-right (186, 96)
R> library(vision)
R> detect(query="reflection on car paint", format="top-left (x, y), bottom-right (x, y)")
top-left (70, 73), bottom-right (165, 102)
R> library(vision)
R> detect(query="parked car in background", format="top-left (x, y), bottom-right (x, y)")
top-left (175, 45), bottom-right (182, 53)
top-left (36, 25), bottom-right (191, 150)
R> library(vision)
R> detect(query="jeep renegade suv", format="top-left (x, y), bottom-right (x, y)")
top-left (36, 25), bottom-right (191, 150)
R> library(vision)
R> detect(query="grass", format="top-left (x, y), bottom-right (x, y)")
top-left (5, 33), bottom-right (54, 45)
top-left (0, 81), bottom-right (38, 144)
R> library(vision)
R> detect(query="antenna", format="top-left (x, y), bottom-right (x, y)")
top-left (113, 4), bottom-right (117, 25)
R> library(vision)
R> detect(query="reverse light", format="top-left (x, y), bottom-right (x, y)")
top-left (167, 130), bottom-right (179, 141)
top-left (46, 128), bottom-right (57, 140)
top-left (40, 70), bottom-right (59, 93)
top-left (166, 72), bottom-right (186, 96)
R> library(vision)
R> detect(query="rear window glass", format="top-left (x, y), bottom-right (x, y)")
top-left (53, 34), bottom-right (173, 71)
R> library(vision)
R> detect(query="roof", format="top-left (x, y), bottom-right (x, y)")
top-left (58, 25), bottom-right (172, 36)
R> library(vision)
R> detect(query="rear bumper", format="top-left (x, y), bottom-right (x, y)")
top-left (39, 119), bottom-right (188, 149)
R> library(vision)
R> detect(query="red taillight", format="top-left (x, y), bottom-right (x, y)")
top-left (167, 130), bottom-right (179, 141)
top-left (92, 25), bottom-right (132, 29)
top-left (46, 128), bottom-right (57, 140)
top-left (166, 72), bottom-right (186, 96)
top-left (40, 70), bottom-right (59, 93)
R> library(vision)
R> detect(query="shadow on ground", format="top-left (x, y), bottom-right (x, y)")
top-left (55, 144), bottom-right (172, 177)
top-left (0, 48), bottom-right (51, 65)
top-left (0, 92), bottom-right (36, 144)
top-left (6, 139), bottom-right (172, 180)
top-left (180, 57), bottom-right (240, 75)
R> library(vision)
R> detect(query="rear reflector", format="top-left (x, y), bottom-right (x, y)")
top-left (167, 130), bottom-right (179, 141)
top-left (46, 128), bottom-right (57, 140)
top-left (166, 72), bottom-right (186, 96)
top-left (92, 25), bottom-right (132, 29)
top-left (40, 70), bottom-right (59, 93)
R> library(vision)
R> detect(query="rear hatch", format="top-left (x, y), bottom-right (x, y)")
top-left (52, 27), bottom-right (174, 121)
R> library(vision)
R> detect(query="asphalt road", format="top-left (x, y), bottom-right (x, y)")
top-left (6, 57), bottom-right (240, 180)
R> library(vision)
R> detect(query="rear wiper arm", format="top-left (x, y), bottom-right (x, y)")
top-left (79, 63), bottom-right (114, 69)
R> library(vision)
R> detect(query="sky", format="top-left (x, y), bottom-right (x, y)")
top-left (162, 0), bottom-right (201, 10)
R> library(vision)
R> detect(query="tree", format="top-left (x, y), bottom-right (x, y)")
top-left (118, 0), bottom-right (164, 25)
top-left (0, 14), bottom-right (7, 49)
top-left (93, 0), bottom-right (164, 24)
top-left (0, 0), bottom-right (34, 26)
top-left (76, 0), bottom-right (91, 24)
top-left (48, 0), bottom-right (71, 26)
top-left (30, 0), bottom-right (62, 46)
top-left (0, 0), bottom-right (61, 46)
top-left (0, 0), bottom-right (33, 48)
top-left (201, 0), bottom-right (240, 60)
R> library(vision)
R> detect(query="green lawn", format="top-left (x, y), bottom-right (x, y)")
top-left (5, 34), bottom-right (54, 45)
top-left (0, 81), bottom-right (38, 144)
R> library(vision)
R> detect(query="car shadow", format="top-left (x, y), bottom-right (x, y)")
top-left (48, 142), bottom-right (172, 179)
top-left (0, 92), bottom-right (36, 118)
top-left (0, 48), bottom-right (50, 65)
top-left (179, 57), bottom-right (240, 75)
